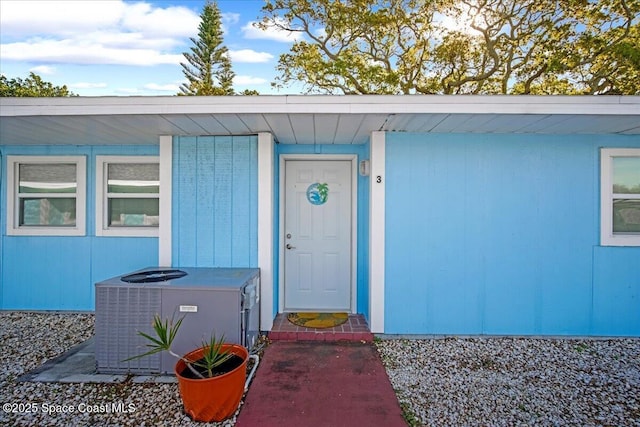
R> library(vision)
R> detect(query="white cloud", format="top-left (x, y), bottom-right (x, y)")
top-left (315, 28), bottom-right (328, 40)
top-left (0, 1), bottom-right (197, 66)
top-left (234, 76), bottom-right (268, 85)
top-left (71, 82), bottom-right (108, 89)
top-left (0, 1), bottom-right (125, 38)
top-left (0, 1), bottom-right (198, 38)
top-left (1, 40), bottom-right (184, 66)
top-left (222, 13), bottom-right (240, 26)
top-left (144, 82), bottom-right (181, 92)
top-left (120, 3), bottom-right (199, 38)
top-left (242, 19), bottom-right (304, 43)
top-left (114, 87), bottom-right (144, 95)
top-left (229, 49), bottom-right (273, 64)
top-left (30, 65), bottom-right (56, 75)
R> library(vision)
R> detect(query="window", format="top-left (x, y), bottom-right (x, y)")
top-left (601, 148), bottom-right (640, 246)
top-left (7, 156), bottom-right (86, 236)
top-left (96, 156), bottom-right (160, 237)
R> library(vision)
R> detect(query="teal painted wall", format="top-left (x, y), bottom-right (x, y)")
top-left (0, 145), bottom-right (159, 310)
top-left (384, 133), bottom-right (640, 336)
top-left (172, 136), bottom-right (258, 268)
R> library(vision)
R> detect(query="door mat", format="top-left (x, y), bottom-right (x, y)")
top-left (287, 312), bottom-right (349, 329)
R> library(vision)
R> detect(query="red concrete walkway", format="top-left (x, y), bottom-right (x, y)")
top-left (236, 341), bottom-right (407, 427)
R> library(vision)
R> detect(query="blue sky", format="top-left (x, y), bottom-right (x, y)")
top-left (0, 0), bottom-right (304, 96)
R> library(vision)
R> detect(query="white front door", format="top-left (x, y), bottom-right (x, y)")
top-left (283, 160), bottom-right (352, 312)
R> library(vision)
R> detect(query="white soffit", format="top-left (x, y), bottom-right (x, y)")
top-left (1, 95), bottom-right (639, 145)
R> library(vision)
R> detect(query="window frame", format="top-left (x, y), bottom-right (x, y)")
top-left (601, 148), bottom-right (640, 247)
top-left (6, 155), bottom-right (87, 236)
top-left (95, 156), bottom-right (160, 237)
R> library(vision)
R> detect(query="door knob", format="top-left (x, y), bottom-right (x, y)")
top-left (286, 243), bottom-right (296, 250)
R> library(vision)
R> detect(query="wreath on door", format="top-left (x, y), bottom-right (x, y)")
top-left (306, 183), bottom-right (329, 205)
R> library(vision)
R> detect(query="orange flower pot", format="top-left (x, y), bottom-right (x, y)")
top-left (174, 344), bottom-right (248, 422)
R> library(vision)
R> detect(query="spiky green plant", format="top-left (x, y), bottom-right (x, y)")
top-left (124, 313), bottom-right (231, 379)
top-left (195, 335), bottom-right (234, 378)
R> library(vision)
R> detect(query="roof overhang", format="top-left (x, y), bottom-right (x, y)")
top-left (1, 95), bottom-right (639, 145)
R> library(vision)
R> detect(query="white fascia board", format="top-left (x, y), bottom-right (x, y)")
top-left (2, 95), bottom-right (638, 117)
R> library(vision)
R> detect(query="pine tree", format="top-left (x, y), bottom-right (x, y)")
top-left (179, 0), bottom-right (234, 95)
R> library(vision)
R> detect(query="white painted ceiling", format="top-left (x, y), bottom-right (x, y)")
top-left (1, 95), bottom-right (639, 145)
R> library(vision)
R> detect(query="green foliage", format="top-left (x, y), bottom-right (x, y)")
top-left (180, 0), bottom-right (235, 95)
top-left (0, 72), bottom-right (76, 97)
top-left (238, 89), bottom-right (260, 95)
top-left (259, 0), bottom-right (640, 94)
top-left (124, 313), bottom-right (231, 379)
top-left (196, 335), bottom-right (233, 378)
top-left (125, 314), bottom-right (183, 360)
top-left (316, 183), bottom-right (329, 202)
top-left (261, 0), bottom-right (440, 94)
top-left (399, 400), bottom-right (421, 427)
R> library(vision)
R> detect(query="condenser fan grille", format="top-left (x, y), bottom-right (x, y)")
top-left (120, 269), bottom-right (187, 283)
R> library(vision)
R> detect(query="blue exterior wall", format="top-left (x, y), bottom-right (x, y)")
top-left (274, 144), bottom-right (370, 318)
top-left (3, 129), bottom-right (636, 339)
top-left (172, 135), bottom-right (258, 268)
top-left (0, 145), bottom-right (159, 310)
top-left (384, 133), bottom-right (640, 336)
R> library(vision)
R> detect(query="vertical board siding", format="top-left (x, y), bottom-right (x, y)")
top-left (385, 133), bottom-right (640, 336)
top-left (233, 136), bottom-right (258, 266)
top-left (1, 145), bottom-right (159, 310)
top-left (197, 136), bottom-right (217, 266)
top-left (213, 137), bottom-right (233, 266)
top-left (172, 136), bottom-right (258, 268)
top-left (174, 137), bottom-right (198, 266)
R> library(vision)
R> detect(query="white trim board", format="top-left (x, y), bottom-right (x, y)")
top-left (258, 132), bottom-right (275, 331)
top-left (369, 131), bottom-right (385, 333)
top-left (158, 136), bottom-right (172, 265)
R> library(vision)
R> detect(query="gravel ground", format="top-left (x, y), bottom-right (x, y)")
top-left (0, 312), bottom-right (239, 427)
top-left (376, 337), bottom-right (640, 426)
top-left (1, 312), bottom-right (639, 426)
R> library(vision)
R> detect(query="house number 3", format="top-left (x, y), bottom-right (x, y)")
top-left (376, 175), bottom-right (382, 183)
